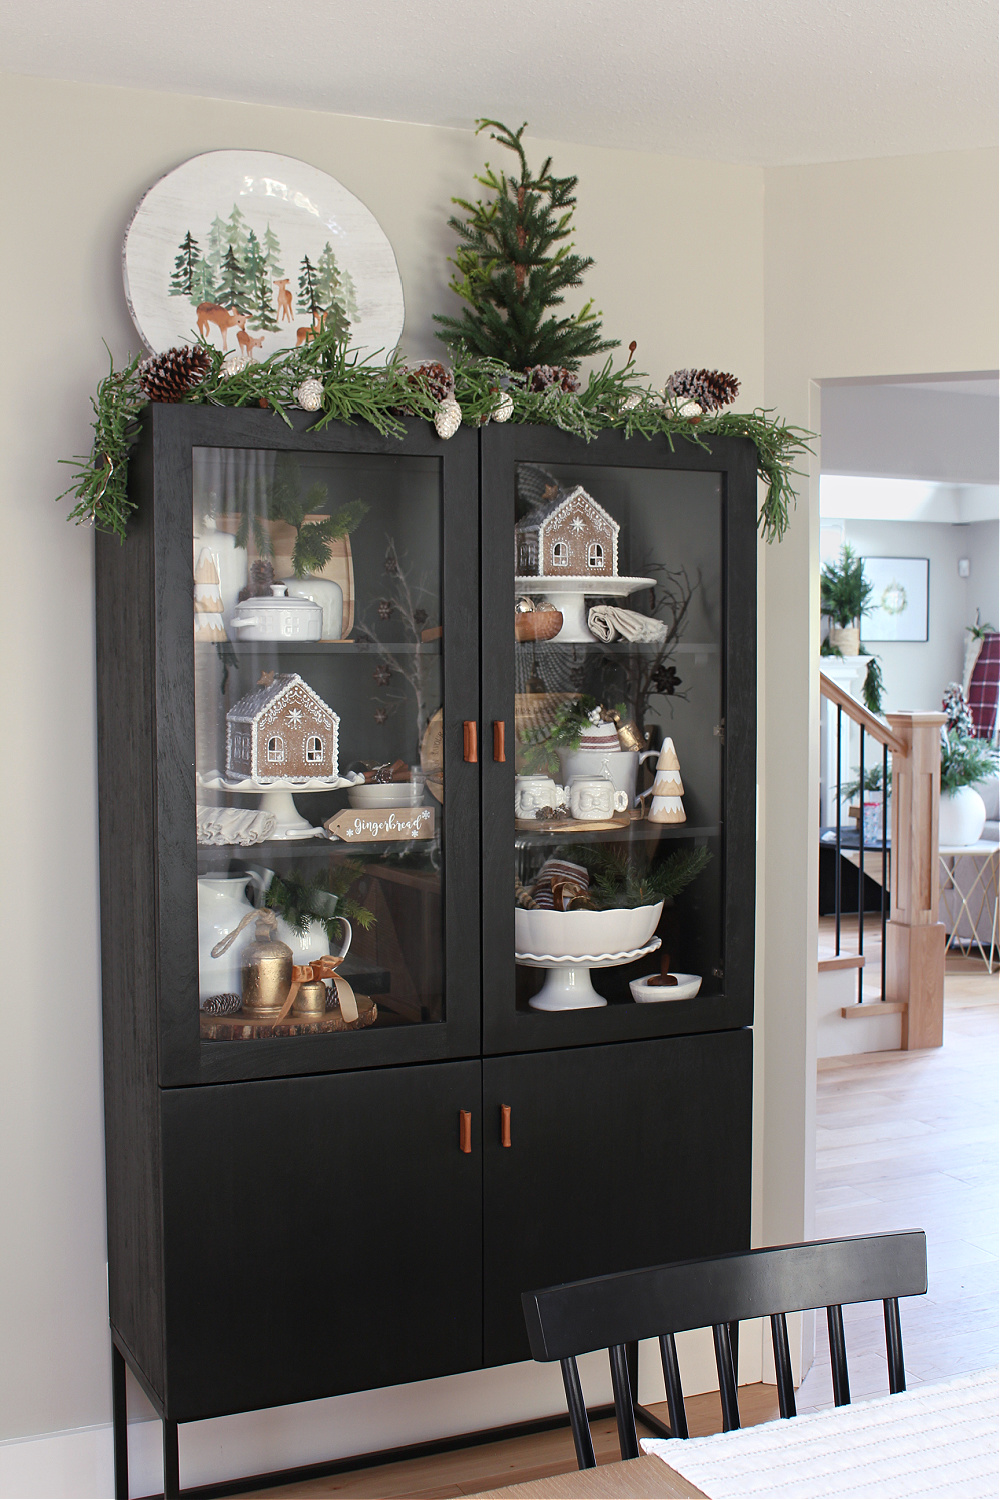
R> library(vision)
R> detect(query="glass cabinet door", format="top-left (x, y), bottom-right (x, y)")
top-left (162, 416), bottom-right (479, 1082)
top-left (481, 427), bottom-right (756, 1053)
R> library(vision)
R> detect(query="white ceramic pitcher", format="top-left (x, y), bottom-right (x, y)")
top-left (198, 873), bottom-right (267, 1002)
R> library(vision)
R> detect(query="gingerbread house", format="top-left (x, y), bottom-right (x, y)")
top-left (226, 672), bottom-right (339, 780)
top-left (514, 485), bottom-right (620, 578)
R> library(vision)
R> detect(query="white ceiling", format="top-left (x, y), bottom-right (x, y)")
top-left (3, 0), bottom-right (997, 166)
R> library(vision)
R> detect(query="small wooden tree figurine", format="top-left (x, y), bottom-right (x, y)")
top-left (647, 738), bottom-right (686, 824)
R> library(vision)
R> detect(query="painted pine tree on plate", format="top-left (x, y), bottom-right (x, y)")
top-left (217, 245), bottom-right (248, 313)
top-left (315, 242), bottom-right (352, 340)
top-left (243, 229), bottom-right (279, 330)
top-left (297, 254), bottom-right (323, 322)
top-left (262, 223), bottom-right (284, 279)
top-left (204, 213), bottom-right (230, 298)
top-left (169, 231), bottom-right (201, 298)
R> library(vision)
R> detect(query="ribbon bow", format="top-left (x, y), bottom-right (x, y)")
top-left (276, 954), bottom-right (359, 1026)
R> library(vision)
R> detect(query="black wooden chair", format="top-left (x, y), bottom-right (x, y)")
top-left (521, 1230), bottom-right (927, 1470)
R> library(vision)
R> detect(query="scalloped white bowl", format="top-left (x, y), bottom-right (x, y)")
top-left (515, 902), bottom-right (663, 959)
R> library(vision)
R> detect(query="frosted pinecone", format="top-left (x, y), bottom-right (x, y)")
top-left (138, 345), bottom-right (211, 402)
top-left (434, 398), bottom-right (463, 439)
top-left (295, 378), bottom-right (324, 411)
top-left (664, 368), bottom-right (740, 413)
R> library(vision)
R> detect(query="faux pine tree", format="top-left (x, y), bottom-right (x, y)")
top-left (434, 119), bottom-right (617, 372)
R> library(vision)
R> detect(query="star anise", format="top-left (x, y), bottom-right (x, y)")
top-left (373, 706), bottom-right (388, 725)
top-left (652, 663), bottom-right (682, 695)
top-left (373, 664), bottom-right (392, 687)
top-left (384, 548), bottom-right (399, 575)
top-left (413, 607), bottom-right (428, 627)
top-left (377, 600), bottom-right (394, 621)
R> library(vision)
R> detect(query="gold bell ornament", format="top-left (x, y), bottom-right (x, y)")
top-left (210, 907), bottom-right (292, 1018)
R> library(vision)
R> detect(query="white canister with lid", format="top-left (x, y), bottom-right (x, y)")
top-left (229, 585), bottom-right (323, 641)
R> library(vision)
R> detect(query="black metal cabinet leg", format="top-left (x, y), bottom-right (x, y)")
top-left (111, 1343), bottom-right (128, 1500)
top-left (163, 1420), bottom-right (180, 1499)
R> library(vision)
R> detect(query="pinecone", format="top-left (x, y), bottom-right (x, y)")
top-left (200, 992), bottom-right (241, 1015)
top-left (524, 365), bottom-right (581, 394)
top-left (407, 361), bottom-right (454, 403)
top-left (139, 345), bottom-right (211, 402)
top-left (237, 559), bottom-right (274, 603)
top-left (664, 368), bottom-right (740, 413)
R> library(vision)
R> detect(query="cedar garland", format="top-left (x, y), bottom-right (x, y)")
top-left (58, 326), bottom-right (812, 544)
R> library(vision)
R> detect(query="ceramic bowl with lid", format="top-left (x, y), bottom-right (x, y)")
top-left (229, 586), bottom-right (322, 641)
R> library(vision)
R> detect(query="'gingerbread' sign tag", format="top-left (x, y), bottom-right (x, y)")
top-left (324, 806), bottom-right (435, 843)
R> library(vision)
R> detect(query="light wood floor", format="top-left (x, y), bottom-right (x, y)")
top-left (798, 964), bottom-right (998, 1411)
top-left (231, 961), bottom-right (997, 1499)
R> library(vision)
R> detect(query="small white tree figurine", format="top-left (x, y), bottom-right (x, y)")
top-left (647, 737), bottom-right (686, 824)
top-left (194, 547), bottom-right (227, 642)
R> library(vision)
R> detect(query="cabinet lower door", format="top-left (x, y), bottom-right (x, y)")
top-left (161, 1060), bottom-right (483, 1421)
top-left (482, 1031), bottom-right (752, 1367)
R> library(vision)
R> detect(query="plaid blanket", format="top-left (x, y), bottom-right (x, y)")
top-left (968, 632), bottom-right (999, 740)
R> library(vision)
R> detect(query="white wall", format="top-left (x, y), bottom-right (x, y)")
top-left (0, 70), bottom-right (766, 1486)
top-left (820, 383), bottom-right (999, 484)
top-left (835, 517), bottom-right (1000, 711)
top-left (759, 145), bottom-right (998, 1347)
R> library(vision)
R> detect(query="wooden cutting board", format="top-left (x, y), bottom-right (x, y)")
top-left (199, 994), bottom-right (376, 1039)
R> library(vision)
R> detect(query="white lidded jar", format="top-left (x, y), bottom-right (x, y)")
top-left (229, 585), bottom-right (322, 641)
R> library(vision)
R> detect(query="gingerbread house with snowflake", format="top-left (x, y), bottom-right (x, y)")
top-left (226, 673), bottom-right (339, 781)
top-left (514, 484), bottom-right (620, 578)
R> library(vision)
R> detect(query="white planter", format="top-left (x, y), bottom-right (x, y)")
top-left (938, 786), bottom-right (987, 848)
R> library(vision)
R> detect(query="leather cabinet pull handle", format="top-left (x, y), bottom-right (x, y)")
top-left (493, 721), bottom-right (506, 762)
top-left (459, 1110), bottom-right (472, 1153)
top-left (500, 1104), bottom-right (512, 1148)
top-left (463, 722), bottom-right (478, 763)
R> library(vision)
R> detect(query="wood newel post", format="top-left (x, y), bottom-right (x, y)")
top-left (886, 711), bottom-right (948, 1049)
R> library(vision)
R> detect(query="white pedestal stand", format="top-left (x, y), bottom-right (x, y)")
top-left (515, 575), bottom-right (656, 643)
top-left (199, 771), bottom-right (363, 840)
top-left (518, 938), bottom-right (661, 1010)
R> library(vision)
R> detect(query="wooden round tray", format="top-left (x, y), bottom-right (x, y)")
top-left (200, 994), bottom-right (377, 1040)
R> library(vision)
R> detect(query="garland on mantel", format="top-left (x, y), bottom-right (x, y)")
top-left (59, 327), bottom-right (812, 544)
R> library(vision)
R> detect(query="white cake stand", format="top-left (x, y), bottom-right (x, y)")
top-left (199, 770), bottom-right (363, 839)
top-left (515, 575), bottom-right (656, 643)
top-left (518, 937), bottom-right (661, 1011)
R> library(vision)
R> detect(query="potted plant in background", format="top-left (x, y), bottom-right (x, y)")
top-left (821, 543), bottom-right (872, 658)
top-left (938, 730), bottom-right (999, 847)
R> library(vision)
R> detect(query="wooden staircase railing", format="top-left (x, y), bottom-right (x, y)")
top-left (820, 671), bottom-right (947, 1049)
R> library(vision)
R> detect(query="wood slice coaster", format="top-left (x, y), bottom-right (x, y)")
top-left (515, 810), bottom-right (632, 834)
top-left (200, 995), bottom-right (377, 1040)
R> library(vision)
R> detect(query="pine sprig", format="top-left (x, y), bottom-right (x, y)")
top-left (569, 843), bottom-right (712, 911)
top-left (57, 346), bottom-right (146, 540)
top-left (263, 864), bottom-right (376, 948)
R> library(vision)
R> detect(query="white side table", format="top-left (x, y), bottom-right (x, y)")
top-left (939, 841), bottom-right (999, 973)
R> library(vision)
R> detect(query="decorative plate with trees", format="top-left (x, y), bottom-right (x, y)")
top-left (123, 150), bottom-right (404, 362)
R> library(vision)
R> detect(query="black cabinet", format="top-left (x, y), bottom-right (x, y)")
top-left (98, 408), bottom-right (756, 1484)
top-left (482, 1032), bottom-right (752, 1367)
top-left (159, 1060), bottom-right (483, 1421)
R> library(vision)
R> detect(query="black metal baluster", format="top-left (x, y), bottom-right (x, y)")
top-left (858, 728), bottom-right (865, 1002)
top-left (881, 742), bottom-right (889, 1002)
top-left (835, 704), bottom-right (843, 955)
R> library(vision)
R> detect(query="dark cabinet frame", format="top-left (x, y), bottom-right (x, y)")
top-left (98, 410), bottom-right (756, 1499)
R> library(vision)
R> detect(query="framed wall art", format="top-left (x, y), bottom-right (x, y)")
top-left (123, 150), bottom-right (405, 362)
top-left (862, 556), bottom-right (930, 642)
